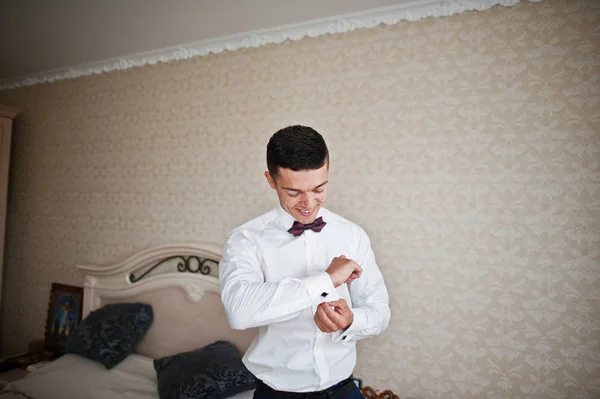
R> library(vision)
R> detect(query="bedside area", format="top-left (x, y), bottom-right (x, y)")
top-left (0, 368), bottom-right (28, 386)
top-left (0, 339), bottom-right (50, 388)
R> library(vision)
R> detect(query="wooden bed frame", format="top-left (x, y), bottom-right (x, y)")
top-left (76, 242), bottom-right (399, 398)
top-left (361, 386), bottom-right (400, 399)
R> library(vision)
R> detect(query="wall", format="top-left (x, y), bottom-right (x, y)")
top-left (1, 0), bottom-right (599, 397)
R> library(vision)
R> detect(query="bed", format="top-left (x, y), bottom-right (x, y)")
top-left (0, 242), bottom-right (260, 399)
top-left (0, 242), bottom-right (396, 399)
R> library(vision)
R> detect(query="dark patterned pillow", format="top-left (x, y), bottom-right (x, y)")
top-left (65, 302), bottom-right (153, 369)
top-left (154, 341), bottom-right (255, 399)
top-left (166, 374), bottom-right (217, 399)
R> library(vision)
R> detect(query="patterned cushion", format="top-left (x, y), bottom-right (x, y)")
top-left (154, 340), bottom-right (255, 399)
top-left (65, 302), bottom-right (154, 369)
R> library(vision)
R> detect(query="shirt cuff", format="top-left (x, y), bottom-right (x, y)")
top-left (333, 307), bottom-right (367, 342)
top-left (303, 272), bottom-right (340, 304)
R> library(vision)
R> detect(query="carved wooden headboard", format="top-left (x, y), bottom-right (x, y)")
top-left (76, 242), bottom-right (257, 359)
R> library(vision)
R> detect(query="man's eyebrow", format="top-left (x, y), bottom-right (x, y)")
top-left (314, 180), bottom-right (328, 189)
top-left (282, 180), bottom-right (328, 192)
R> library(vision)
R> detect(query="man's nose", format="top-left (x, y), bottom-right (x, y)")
top-left (298, 193), bottom-right (315, 207)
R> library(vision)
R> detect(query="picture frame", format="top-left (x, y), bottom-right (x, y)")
top-left (43, 282), bottom-right (84, 355)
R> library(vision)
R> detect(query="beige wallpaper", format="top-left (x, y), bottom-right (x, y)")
top-left (1, 0), bottom-right (599, 397)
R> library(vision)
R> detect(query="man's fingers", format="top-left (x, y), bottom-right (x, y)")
top-left (316, 321), bottom-right (330, 333)
top-left (314, 310), bottom-right (327, 332)
top-left (322, 303), bottom-right (343, 320)
top-left (346, 265), bottom-right (362, 283)
top-left (345, 273), bottom-right (359, 284)
top-left (315, 318), bottom-right (327, 333)
top-left (326, 299), bottom-right (348, 309)
top-left (319, 305), bottom-right (340, 332)
top-left (315, 306), bottom-right (338, 332)
top-left (321, 303), bottom-right (348, 330)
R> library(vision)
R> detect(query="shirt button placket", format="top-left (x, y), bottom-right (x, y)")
top-left (306, 230), bottom-right (328, 388)
top-left (305, 230), bottom-right (313, 275)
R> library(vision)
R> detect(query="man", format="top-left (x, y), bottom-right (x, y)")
top-left (219, 125), bottom-right (390, 399)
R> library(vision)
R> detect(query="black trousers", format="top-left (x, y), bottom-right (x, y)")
top-left (252, 378), bottom-right (365, 399)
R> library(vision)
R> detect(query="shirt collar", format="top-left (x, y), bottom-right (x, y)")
top-left (276, 204), bottom-right (296, 230)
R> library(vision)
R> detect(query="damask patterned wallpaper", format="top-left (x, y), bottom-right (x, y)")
top-left (0, 0), bottom-right (599, 397)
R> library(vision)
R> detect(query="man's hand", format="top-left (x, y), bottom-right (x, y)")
top-left (314, 299), bottom-right (354, 333)
top-left (326, 255), bottom-right (362, 287)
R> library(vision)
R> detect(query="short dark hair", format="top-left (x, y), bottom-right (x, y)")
top-left (266, 125), bottom-right (329, 180)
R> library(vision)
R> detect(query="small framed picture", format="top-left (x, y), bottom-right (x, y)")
top-left (44, 283), bottom-right (84, 355)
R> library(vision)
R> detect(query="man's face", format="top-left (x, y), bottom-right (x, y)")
top-left (265, 164), bottom-right (328, 224)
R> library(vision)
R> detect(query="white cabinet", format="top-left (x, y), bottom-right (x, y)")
top-left (0, 105), bottom-right (19, 335)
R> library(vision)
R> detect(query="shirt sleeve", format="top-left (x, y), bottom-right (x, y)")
top-left (219, 229), bottom-right (340, 330)
top-left (333, 225), bottom-right (390, 343)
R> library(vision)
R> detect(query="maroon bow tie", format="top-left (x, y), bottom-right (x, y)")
top-left (288, 217), bottom-right (327, 237)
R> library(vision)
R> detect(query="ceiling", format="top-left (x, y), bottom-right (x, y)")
top-left (0, 0), bottom-right (411, 81)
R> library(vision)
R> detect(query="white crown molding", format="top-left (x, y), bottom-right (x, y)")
top-left (0, 0), bottom-right (541, 91)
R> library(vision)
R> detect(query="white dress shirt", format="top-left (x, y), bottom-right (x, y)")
top-left (219, 205), bottom-right (390, 392)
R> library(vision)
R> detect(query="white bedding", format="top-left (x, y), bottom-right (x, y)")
top-left (0, 354), bottom-right (255, 399)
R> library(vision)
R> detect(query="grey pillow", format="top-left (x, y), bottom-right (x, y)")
top-left (64, 302), bottom-right (153, 369)
top-left (154, 341), bottom-right (255, 399)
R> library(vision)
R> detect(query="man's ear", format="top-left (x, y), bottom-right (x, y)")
top-left (265, 171), bottom-right (276, 190)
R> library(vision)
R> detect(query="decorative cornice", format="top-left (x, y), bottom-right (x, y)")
top-left (0, 0), bottom-right (541, 91)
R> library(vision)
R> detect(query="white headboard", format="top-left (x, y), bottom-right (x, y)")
top-left (76, 242), bottom-right (257, 359)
